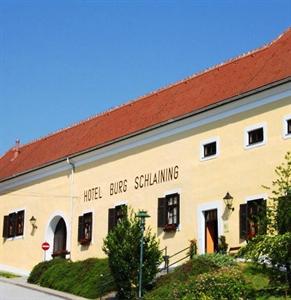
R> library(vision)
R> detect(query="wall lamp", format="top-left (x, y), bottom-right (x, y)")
top-left (30, 216), bottom-right (38, 229)
top-left (223, 192), bottom-right (234, 211)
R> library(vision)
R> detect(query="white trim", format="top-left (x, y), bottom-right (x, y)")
top-left (44, 211), bottom-right (71, 261)
top-left (1, 82), bottom-right (290, 193)
top-left (244, 122), bottom-right (267, 150)
top-left (163, 188), bottom-right (182, 197)
top-left (282, 114), bottom-right (291, 139)
top-left (114, 200), bottom-right (128, 207)
top-left (245, 193), bottom-right (268, 203)
top-left (199, 136), bottom-right (220, 161)
top-left (197, 201), bottom-right (223, 254)
top-left (0, 264), bottom-right (30, 276)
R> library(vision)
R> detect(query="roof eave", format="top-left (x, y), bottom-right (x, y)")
top-left (1, 76), bottom-right (290, 184)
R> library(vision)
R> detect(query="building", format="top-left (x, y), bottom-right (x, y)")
top-left (1, 29), bottom-right (291, 276)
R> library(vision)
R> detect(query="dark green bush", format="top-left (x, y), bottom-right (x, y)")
top-left (28, 258), bottom-right (66, 284)
top-left (29, 258), bottom-right (114, 299)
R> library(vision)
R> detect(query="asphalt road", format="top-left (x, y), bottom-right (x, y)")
top-left (0, 281), bottom-right (66, 300)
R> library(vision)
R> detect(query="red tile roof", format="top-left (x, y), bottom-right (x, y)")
top-left (1, 29), bottom-right (291, 182)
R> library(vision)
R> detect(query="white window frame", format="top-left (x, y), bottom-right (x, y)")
top-left (282, 115), bottom-right (291, 139)
top-left (200, 137), bottom-right (220, 161)
top-left (244, 122), bottom-right (267, 149)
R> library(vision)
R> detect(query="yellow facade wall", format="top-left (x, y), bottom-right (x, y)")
top-left (0, 96), bottom-right (291, 273)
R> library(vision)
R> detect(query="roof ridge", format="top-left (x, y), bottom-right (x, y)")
top-left (13, 28), bottom-right (290, 153)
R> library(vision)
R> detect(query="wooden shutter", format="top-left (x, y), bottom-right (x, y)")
top-left (78, 216), bottom-right (84, 242)
top-left (108, 208), bottom-right (116, 233)
top-left (9, 213), bottom-right (17, 238)
top-left (175, 194), bottom-right (180, 226)
top-left (239, 204), bottom-right (248, 240)
top-left (258, 199), bottom-right (267, 235)
top-left (158, 197), bottom-right (166, 227)
top-left (2, 215), bottom-right (9, 238)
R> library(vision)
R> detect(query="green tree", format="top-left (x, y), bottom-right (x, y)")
top-left (239, 152), bottom-right (291, 291)
top-left (103, 208), bottom-right (162, 299)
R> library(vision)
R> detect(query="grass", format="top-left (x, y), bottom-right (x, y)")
top-left (241, 263), bottom-right (290, 299)
top-left (0, 271), bottom-right (19, 278)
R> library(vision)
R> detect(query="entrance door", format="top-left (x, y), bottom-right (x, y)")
top-left (53, 218), bottom-right (67, 258)
top-left (204, 209), bottom-right (218, 253)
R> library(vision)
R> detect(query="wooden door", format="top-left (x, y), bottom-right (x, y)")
top-left (204, 209), bottom-right (218, 253)
top-left (53, 218), bottom-right (67, 257)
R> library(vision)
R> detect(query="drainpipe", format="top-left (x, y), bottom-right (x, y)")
top-left (67, 157), bottom-right (75, 260)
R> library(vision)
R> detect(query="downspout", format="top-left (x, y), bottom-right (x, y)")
top-left (67, 157), bottom-right (75, 260)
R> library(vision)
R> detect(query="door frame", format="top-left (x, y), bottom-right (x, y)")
top-left (197, 201), bottom-right (223, 254)
top-left (44, 211), bottom-right (71, 260)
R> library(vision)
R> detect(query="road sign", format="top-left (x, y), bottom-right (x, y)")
top-left (42, 242), bottom-right (50, 251)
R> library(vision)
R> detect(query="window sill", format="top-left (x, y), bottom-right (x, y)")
top-left (244, 140), bottom-right (266, 150)
top-left (200, 154), bottom-right (218, 162)
top-left (51, 250), bottom-right (70, 258)
top-left (4, 235), bottom-right (24, 241)
top-left (283, 133), bottom-right (291, 140)
top-left (79, 239), bottom-right (91, 245)
top-left (163, 224), bottom-right (178, 232)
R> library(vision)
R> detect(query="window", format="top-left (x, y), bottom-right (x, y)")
top-left (248, 128), bottom-right (264, 145)
top-left (108, 204), bottom-right (127, 232)
top-left (244, 123), bottom-right (266, 149)
top-left (204, 142), bottom-right (216, 157)
top-left (283, 116), bottom-right (291, 139)
top-left (239, 199), bottom-right (266, 240)
top-left (78, 212), bottom-right (92, 245)
top-left (158, 193), bottom-right (180, 231)
top-left (2, 210), bottom-right (25, 238)
top-left (200, 137), bottom-right (219, 161)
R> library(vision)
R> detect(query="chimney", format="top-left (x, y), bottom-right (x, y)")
top-left (11, 139), bottom-right (20, 161)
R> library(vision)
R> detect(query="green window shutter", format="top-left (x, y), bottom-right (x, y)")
top-left (239, 204), bottom-right (248, 240)
top-left (108, 208), bottom-right (116, 233)
top-left (78, 216), bottom-right (84, 242)
top-left (158, 197), bottom-right (166, 228)
top-left (2, 215), bottom-right (9, 238)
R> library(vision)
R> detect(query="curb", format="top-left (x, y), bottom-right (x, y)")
top-left (0, 277), bottom-right (89, 300)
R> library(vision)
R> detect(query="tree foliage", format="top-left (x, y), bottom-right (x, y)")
top-left (103, 208), bottom-right (162, 299)
top-left (239, 152), bottom-right (291, 291)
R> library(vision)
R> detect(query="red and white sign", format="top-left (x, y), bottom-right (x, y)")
top-left (42, 242), bottom-right (50, 251)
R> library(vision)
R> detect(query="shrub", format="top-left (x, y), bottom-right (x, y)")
top-left (29, 258), bottom-right (114, 299)
top-left (200, 253), bottom-right (237, 267)
top-left (103, 209), bottom-right (162, 299)
top-left (193, 267), bottom-right (250, 299)
top-left (28, 258), bottom-right (66, 284)
top-left (146, 266), bottom-right (250, 300)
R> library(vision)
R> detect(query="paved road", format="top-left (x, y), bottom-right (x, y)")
top-left (0, 280), bottom-right (72, 300)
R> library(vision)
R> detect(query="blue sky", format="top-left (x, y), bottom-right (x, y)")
top-left (0, 0), bottom-right (290, 156)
